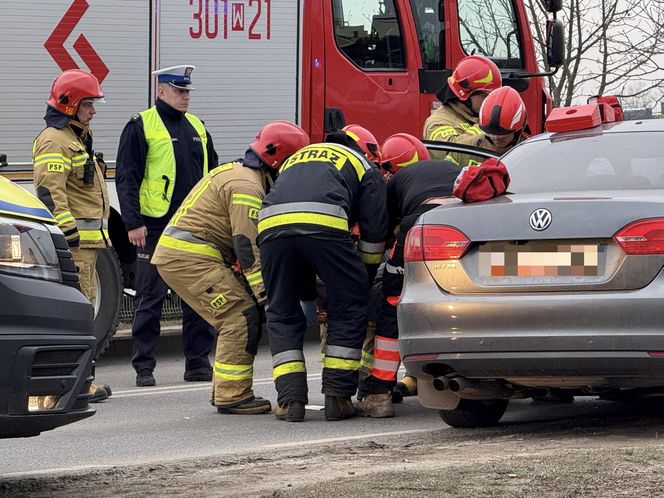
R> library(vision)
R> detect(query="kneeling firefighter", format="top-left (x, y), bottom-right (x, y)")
top-left (152, 121), bottom-right (309, 414)
top-left (258, 126), bottom-right (389, 422)
top-left (356, 134), bottom-right (461, 417)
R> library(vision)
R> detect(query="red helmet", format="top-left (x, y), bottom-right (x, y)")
top-left (380, 133), bottom-right (430, 173)
top-left (448, 55), bottom-right (502, 101)
top-left (47, 69), bottom-right (104, 117)
top-left (251, 120), bottom-right (310, 169)
top-left (342, 124), bottom-right (381, 163)
top-left (478, 86), bottom-right (527, 135)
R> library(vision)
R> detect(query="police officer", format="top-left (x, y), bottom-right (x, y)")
top-left (33, 69), bottom-right (111, 402)
top-left (423, 55), bottom-right (502, 159)
top-left (258, 127), bottom-right (389, 422)
top-left (152, 121), bottom-right (309, 414)
top-left (115, 65), bottom-right (217, 387)
top-left (357, 134), bottom-right (461, 417)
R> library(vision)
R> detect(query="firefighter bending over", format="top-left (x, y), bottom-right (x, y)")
top-left (152, 121), bottom-right (309, 414)
top-left (258, 126), bottom-right (389, 422)
top-left (358, 134), bottom-right (462, 417)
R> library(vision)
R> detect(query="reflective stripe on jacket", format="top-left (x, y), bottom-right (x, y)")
top-left (138, 106), bottom-right (208, 218)
top-left (258, 143), bottom-right (388, 263)
top-left (152, 162), bottom-right (270, 301)
top-left (32, 122), bottom-right (110, 248)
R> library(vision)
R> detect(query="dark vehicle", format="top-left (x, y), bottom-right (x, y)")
top-left (400, 117), bottom-right (664, 428)
top-left (1, 177), bottom-right (95, 438)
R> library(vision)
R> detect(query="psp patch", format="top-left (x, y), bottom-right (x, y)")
top-left (47, 163), bottom-right (65, 173)
top-left (210, 292), bottom-right (227, 309)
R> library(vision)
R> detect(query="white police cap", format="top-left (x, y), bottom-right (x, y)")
top-left (152, 65), bottom-right (196, 90)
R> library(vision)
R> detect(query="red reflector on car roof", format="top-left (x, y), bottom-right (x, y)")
top-left (613, 218), bottom-right (664, 255)
top-left (546, 103), bottom-right (601, 133)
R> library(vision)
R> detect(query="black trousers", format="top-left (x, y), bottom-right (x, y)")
top-left (260, 235), bottom-right (369, 406)
top-left (131, 232), bottom-right (215, 373)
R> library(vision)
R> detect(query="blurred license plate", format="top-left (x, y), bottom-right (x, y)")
top-left (479, 243), bottom-right (601, 277)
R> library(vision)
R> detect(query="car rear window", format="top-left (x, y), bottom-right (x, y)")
top-left (503, 132), bottom-right (664, 193)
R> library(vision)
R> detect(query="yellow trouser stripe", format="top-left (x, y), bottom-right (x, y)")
top-left (246, 271), bottom-right (263, 285)
top-left (214, 361), bottom-right (253, 381)
top-left (258, 212), bottom-right (349, 234)
top-left (360, 351), bottom-right (374, 369)
top-left (323, 357), bottom-right (361, 371)
top-left (359, 251), bottom-right (383, 265)
top-left (158, 234), bottom-right (223, 260)
top-left (273, 361), bottom-right (306, 380)
top-left (79, 229), bottom-right (107, 242)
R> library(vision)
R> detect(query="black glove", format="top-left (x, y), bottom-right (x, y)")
top-left (257, 299), bottom-right (267, 325)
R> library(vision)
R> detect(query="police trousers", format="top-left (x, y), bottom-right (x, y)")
top-left (131, 234), bottom-right (215, 373)
top-left (157, 254), bottom-right (262, 405)
top-left (260, 235), bottom-right (369, 407)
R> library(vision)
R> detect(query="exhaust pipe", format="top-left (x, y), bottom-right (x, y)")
top-left (447, 377), bottom-right (514, 399)
top-left (432, 375), bottom-right (450, 391)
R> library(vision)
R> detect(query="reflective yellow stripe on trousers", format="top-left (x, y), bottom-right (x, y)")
top-left (214, 361), bottom-right (253, 381)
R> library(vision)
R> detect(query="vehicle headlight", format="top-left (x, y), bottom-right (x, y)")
top-left (0, 216), bottom-right (62, 282)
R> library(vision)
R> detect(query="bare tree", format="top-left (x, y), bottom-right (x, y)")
top-left (526, 0), bottom-right (664, 107)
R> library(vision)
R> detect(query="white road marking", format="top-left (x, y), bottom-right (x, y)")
top-left (110, 374), bottom-right (323, 399)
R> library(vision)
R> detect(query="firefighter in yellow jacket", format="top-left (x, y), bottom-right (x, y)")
top-left (32, 69), bottom-right (111, 403)
top-left (152, 121), bottom-right (309, 414)
top-left (423, 55), bottom-right (502, 160)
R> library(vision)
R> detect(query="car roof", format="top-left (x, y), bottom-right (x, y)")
top-left (527, 119), bottom-right (664, 144)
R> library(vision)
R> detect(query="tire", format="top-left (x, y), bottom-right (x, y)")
top-left (438, 399), bottom-right (509, 428)
top-left (92, 248), bottom-right (123, 360)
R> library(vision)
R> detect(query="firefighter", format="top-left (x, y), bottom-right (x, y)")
top-left (258, 126), bottom-right (389, 422)
top-left (152, 121), bottom-right (309, 414)
top-left (32, 69), bottom-right (112, 403)
top-left (393, 89), bottom-right (531, 402)
top-left (115, 65), bottom-right (218, 387)
top-left (357, 134), bottom-right (461, 417)
top-left (423, 55), bottom-right (502, 159)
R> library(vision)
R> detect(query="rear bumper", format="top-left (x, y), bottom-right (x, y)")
top-left (0, 273), bottom-right (96, 438)
top-left (398, 263), bottom-right (664, 389)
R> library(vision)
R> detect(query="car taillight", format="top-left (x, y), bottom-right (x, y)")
top-left (404, 225), bottom-right (470, 262)
top-left (613, 218), bottom-right (664, 255)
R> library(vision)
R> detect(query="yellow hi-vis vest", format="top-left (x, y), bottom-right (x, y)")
top-left (138, 106), bottom-right (208, 218)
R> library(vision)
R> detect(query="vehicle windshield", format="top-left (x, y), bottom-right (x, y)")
top-left (503, 131), bottom-right (664, 194)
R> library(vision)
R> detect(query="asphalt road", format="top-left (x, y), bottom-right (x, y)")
top-left (0, 335), bottom-right (652, 477)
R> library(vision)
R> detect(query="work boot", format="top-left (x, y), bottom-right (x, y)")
top-left (394, 375), bottom-right (417, 398)
top-left (217, 396), bottom-right (272, 414)
top-left (355, 393), bottom-right (395, 418)
top-left (89, 384), bottom-right (110, 403)
top-left (391, 388), bottom-right (404, 404)
top-left (183, 366), bottom-right (213, 382)
top-left (136, 369), bottom-right (156, 387)
top-left (324, 395), bottom-right (355, 421)
top-left (275, 401), bottom-right (306, 422)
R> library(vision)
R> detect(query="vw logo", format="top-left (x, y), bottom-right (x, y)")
top-left (529, 208), bottom-right (552, 231)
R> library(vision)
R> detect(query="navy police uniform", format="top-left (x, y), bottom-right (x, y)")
top-left (115, 65), bottom-right (217, 380)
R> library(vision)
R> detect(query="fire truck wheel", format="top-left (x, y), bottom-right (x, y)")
top-left (93, 248), bottom-right (123, 360)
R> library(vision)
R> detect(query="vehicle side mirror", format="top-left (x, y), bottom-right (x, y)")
top-left (542, 0), bottom-right (563, 13)
top-left (546, 19), bottom-right (565, 68)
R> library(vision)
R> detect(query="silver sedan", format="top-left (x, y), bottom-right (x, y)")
top-left (400, 119), bottom-right (664, 427)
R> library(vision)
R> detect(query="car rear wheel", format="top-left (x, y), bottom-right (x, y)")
top-left (93, 248), bottom-right (122, 360)
top-left (438, 399), bottom-right (509, 428)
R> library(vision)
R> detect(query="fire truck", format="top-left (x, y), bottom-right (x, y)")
top-left (0, 0), bottom-right (564, 353)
